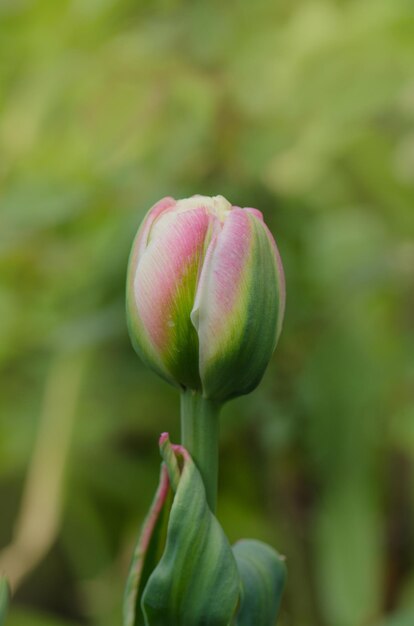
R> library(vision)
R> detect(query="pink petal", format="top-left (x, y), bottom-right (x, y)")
top-left (134, 207), bottom-right (212, 353)
top-left (192, 208), bottom-right (253, 350)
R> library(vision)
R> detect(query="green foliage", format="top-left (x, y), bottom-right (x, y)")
top-left (6, 609), bottom-right (77, 626)
top-left (232, 540), bottom-right (286, 626)
top-left (1, 0), bottom-right (413, 625)
top-left (125, 437), bottom-right (285, 625)
top-left (0, 578), bottom-right (9, 626)
top-left (124, 465), bottom-right (173, 626)
top-left (141, 450), bottom-right (239, 625)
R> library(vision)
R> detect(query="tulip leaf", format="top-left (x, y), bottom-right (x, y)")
top-left (124, 436), bottom-right (285, 626)
top-left (0, 577), bottom-right (10, 626)
top-left (141, 435), bottom-right (240, 626)
top-left (232, 539), bottom-right (286, 626)
top-left (123, 465), bottom-right (173, 626)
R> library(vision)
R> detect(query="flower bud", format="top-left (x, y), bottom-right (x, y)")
top-left (126, 195), bottom-right (285, 402)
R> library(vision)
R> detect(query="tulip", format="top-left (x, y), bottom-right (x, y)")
top-left (124, 196), bottom-right (287, 623)
top-left (126, 195), bottom-right (285, 404)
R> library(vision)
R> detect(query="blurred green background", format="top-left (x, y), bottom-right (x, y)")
top-left (0, 0), bottom-right (413, 625)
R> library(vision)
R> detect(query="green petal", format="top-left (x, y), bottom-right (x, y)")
top-left (203, 213), bottom-right (282, 402)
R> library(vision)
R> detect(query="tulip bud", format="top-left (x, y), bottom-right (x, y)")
top-left (126, 195), bottom-right (285, 403)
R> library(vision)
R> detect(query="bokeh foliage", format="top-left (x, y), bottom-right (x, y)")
top-left (0, 0), bottom-right (413, 625)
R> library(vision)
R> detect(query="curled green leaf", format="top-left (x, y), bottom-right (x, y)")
top-left (142, 434), bottom-right (240, 626)
top-left (123, 464), bottom-right (173, 626)
top-left (124, 435), bottom-right (287, 626)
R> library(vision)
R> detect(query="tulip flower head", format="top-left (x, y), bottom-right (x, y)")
top-left (126, 195), bottom-right (285, 403)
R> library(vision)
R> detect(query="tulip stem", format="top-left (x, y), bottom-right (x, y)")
top-left (180, 390), bottom-right (221, 513)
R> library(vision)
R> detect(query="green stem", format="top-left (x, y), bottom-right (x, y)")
top-left (180, 390), bottom-right (221, 513)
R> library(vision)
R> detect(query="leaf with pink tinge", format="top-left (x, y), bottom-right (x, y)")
top-left (123, 464), bottom-right (173, 626)
top-left (141, 434), bottom-right (240, 626)
top-left (123, 435), bottom-right (286, 626)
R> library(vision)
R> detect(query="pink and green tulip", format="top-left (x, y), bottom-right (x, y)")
top-left (126, 195), bottom-right (285, 403)
top-left (125, 195), bottom-right (287, 625)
